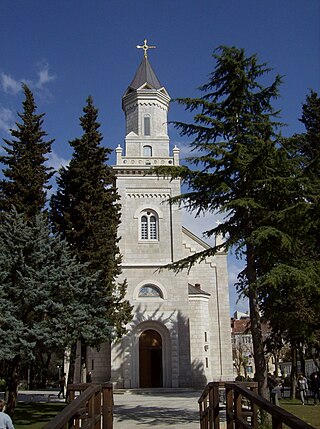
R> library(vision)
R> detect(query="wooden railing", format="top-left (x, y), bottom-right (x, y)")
top-left (199, 381), bottom-right (316, 429)
top-left (42, 382), bottom-right (113, 429)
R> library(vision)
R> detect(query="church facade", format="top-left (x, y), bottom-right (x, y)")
top-left (105, 48), bottom-right (233, 388)
top-left (82, 46), bottom-right (233, 388)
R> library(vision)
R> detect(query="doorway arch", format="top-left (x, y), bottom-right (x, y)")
top-left (139, 329), bottom-right (163, 387)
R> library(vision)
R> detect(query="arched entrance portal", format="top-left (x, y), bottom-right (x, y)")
top-left (139, 329), bottom-right (163, 387)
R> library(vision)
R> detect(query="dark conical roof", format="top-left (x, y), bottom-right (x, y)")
top-left (128, 57), bottom-right (162, 91)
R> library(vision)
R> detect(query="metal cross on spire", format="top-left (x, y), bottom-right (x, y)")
top-left (136, 39), bottom-right (156, 58)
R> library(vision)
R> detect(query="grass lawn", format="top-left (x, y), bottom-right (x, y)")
top-left (12, 402), bottom-right (66, 429)
top-left (279, 398), bottom-right (320, 429)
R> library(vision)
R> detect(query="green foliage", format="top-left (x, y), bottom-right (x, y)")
top-left (0, 208), bottom-right (113, 414)
top-left (156, 51), bottom-right (320, 379)
top-left (154, 46), bottom-right (289, 398)
top-left (260, 91), bottom-right (320, 356)
top-left (0, 209), bottom-right (112, 361)
top-left (157, 46), bottom-right (284, 257)
top-left (0, 84), bottom-right (53, 219)
top-left (50, 96), bottom-right (132, 340)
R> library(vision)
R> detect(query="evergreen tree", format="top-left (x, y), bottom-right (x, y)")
top-left (50, 97), bottom-right (132, 374)
top-left (155, 46), bottom-right (285, 398)
top-left (0, 84), bottom-right (53, 219)
top-left (260, 91), bottom-right (320, 381)
top-left (0, 209), bottom-right (112, 415)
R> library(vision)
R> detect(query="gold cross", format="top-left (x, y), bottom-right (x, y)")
top-left (136, 39), bottom-right (156, 58)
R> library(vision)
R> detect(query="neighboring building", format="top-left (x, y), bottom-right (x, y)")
top-left (231, 315), bottom-right (255, 379)
top-left (231, 314), bottom-right (274, 379)
top-left (85, 43), bottom-right (234, 388)
top-left (279, 360), bottom-right (318, 378)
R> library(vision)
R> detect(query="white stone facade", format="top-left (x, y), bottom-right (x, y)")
top-left (85, 56), bottom-right (233, 388)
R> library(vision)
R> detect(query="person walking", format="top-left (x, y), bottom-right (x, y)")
top-left (310, 372), bottom-right (320, 405)
top-left (297, 373), bottom-right (308, 405)
top-left (0, 400), bottom-right (15, 429)
top-left (58, 373), bottom-right (66, 399)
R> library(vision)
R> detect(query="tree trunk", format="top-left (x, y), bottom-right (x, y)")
top-left (290, 345), bottom-right (297, 399)
top-left (298, 345), bottom-right (306, 376)
top-left (247, 243), bottom-right (268, 399)
top-left (67, 342), bottom-right (78, 385)
top-left (41, 353), bottom-right (52, 388)
top-left (273, 351), bottom-right (279, 377)
top-left (6, 356), bottom-right (20, 417)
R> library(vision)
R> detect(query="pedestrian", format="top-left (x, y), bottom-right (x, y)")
top-left (58, 373), bottom-right (66, 399)
top-left (267, 373), bottom-right (278, 403)
top-left (310, 372), bottom-right (320, 405)
top-left (297, 373), bottom-right (308, 405)
top-left (0, 400), bottom-right (15, 429)
top-left (86, 371), bottom-right (92, 383)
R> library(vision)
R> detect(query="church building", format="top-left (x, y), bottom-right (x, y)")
top-left (83, 41), bottom-right (233, 388)
top-left (107, 42), bottom-right (233, 388)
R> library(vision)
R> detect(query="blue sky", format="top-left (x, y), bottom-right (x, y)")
top-left (1, 0), bottom-right (319, 314)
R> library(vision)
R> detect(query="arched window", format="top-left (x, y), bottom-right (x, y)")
top-left (143, 145), bottom-right (152, 156)
top-left (141, 215), bottom-right (148, 239)
top-left (140, 210), bottom-right (158, 240)
top-left (144, 116), bottom-right (151, 136)
top-left (138, 284), bottom-right (163, 298)
top-left (149, 215), bottom-right (157, 239)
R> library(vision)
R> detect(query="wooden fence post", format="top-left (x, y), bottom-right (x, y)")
top-left (212, 382), bottom-right (220, 429)
top-left (226, 384), bottom-right (234, 429)
top-left (102, 382), bottom-right (113, 429)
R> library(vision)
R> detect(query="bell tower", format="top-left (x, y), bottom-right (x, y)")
top-left (115, 39), bottom-right (179, 168)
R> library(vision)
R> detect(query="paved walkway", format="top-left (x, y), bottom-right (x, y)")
top-left (113, 389), bottom-right (202, 429)
top-left (3, 388), bottom-right (214, 428)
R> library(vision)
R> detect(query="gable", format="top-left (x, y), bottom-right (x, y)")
top-left (182, 226), bottom-right (211, 255)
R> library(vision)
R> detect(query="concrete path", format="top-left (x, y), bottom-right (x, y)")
top-left (113, 389), bottom-right (202, 429)
top-left (2, 388), bottom-right (211, 428)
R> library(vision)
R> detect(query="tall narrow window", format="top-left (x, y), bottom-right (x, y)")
top-left (144, 116), bottom-right (151, 136)
top-left (141, 216), bottom-right (148, 239)
top-left (143, 145), bottom-right (152, 156)
top-left (140, 210), bottom-right (158, 240)
top-left (149, 216), bottom-right (157, 239)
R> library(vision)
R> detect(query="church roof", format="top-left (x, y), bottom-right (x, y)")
top-left (127, 57), bottom-right (162, 91)
top-left (188, 283), bottom-right (210, 296)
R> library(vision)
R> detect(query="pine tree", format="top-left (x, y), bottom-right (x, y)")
top-left (50, 97), bottom-right (132, 375)
top-left (155, 46), bottom-right (285, 398)
top-left (0, 209), bottom-right (111, 415)
top-left (260, 91), bottom-right (320, 380)
top-left (0, 84), bottom-right (53, 219)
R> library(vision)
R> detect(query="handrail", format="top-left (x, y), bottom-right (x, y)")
top-left (42, 382), bottom-right (113, 429)
top-left (199, 381), bottom-right (316, 429)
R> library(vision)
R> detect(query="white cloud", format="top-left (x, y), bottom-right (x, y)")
top-left (34, 61), bottom-right (55, 90)
top-left (1, 62), bottom-right (55, 98)
top-left (181, 208), bottom-right (222, 245)
top-left (1, 73), bottom-right (22, 94)
top-left (0, 105), bottom-right (15, 133)
top-left (47, 151), bottom-right (69, 171)
top-left (171, 139), bottom-right (194, 160)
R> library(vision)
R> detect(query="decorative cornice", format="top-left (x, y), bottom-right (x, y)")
top-left (127, 192), bottom-right (170, 199)
top-left (124, 99), bottom-right (169, 113)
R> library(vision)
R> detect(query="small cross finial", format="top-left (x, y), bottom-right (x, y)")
top-left (136, 39), bottom-right (156, 58)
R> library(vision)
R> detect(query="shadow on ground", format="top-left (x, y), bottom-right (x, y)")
top-left (114, 404), bottom-right (198, 426)
top-left (14, 403), bottom-right (65, 427)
